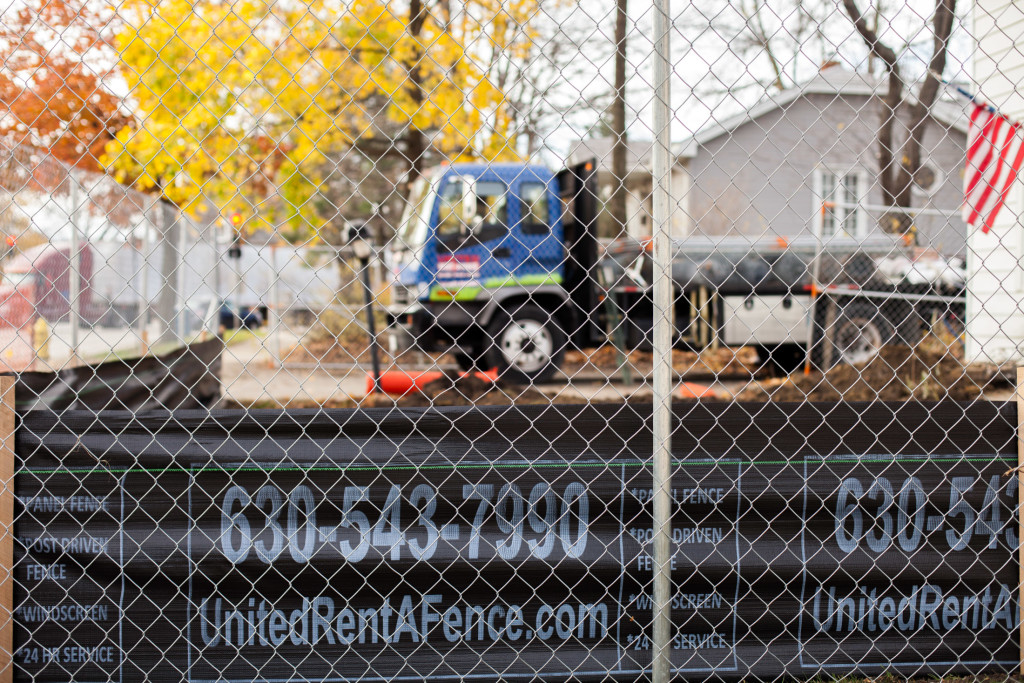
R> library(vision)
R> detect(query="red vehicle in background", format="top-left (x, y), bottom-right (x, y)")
top-left (0, 243), bottom-right (96, 329)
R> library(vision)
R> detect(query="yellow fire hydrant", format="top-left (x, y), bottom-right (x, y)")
top-left (33, 316), bottom-right (50, 362)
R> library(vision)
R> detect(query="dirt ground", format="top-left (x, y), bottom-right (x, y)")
top-left (282, 335), bottom-right (400, 366)
top-left (282, 332), bottom-right (441, 368)
top-left (562, 344), bottom-right (759, 378)
top-left (737, 345), bottom-right (1000, 402)
top-left (286, 336), bottom-right (762, 377)
top-left (265, 326), bottom-right (1007, 407)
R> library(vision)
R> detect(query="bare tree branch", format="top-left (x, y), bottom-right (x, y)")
top-left (841, 0), bottom-right (958, 238)
top-left (840, 0), bottom-right (899, 68)
top-left (842, 0), bottom-right (904, 212)
top-left (742, 0), bottom-right (786, 91)
top-left (898, 0), bottom-right (957, 205)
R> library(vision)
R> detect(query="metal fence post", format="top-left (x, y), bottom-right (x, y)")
top-left (138, 211), bottom-right (151, 355)
top-left (176, 216), bottom-right (188, 339)
top-left (651, 0), bottom-right (673, 679)
top-left (0, 377), bottom-right (14, 683)
top-left (68, 174), bottom-right (81, 364)
top-left (155, 198), bottom-right (179, 347)
top-left (271, 242), bottom-right (283, 367)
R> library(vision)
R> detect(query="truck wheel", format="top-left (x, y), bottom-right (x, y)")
top-left (832, 303), bottom-right (888, 365)
top-left (485, 305), bottom-right (565, 384)
top-left (755, 344), bottom-right (806, 374)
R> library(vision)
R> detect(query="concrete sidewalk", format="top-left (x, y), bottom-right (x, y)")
top-left (219, 332), bottom-right (369, 405)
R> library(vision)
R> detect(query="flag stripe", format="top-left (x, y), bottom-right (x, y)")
top-left (962, 102), bottom-right (1024, 231)
top-left (963, 112), bottom-right (1002, 208)
top-left (982, 128), bottom-right (1024, 232)
top-left (966, 117), bottom-right (1015, 225)
top-left (966, 104), bottom-right (991, 161)
top-left (963, 113), bottom-right (1005, 216)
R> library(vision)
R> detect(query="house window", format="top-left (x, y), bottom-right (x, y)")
top-left (816, 169), bottom-right (865, 238)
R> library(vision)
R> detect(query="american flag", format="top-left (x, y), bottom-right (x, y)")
top-left (963, 101), bottom-right (1024, 233)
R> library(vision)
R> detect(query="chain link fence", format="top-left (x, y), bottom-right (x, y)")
top-left (1, 0), bottom-right (1024, 679)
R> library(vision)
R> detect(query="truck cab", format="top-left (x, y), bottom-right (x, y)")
top-left (386, 161), bottom-right (600, 382)
top-left (385, 160), bottom-right (963, 382)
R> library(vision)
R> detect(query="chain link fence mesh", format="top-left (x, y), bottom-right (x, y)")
top-left (1, 0), bottom-right (1023, 679)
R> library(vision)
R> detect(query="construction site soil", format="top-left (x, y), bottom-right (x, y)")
top-left (562, 344), bottom-right (759, 378)
top-left (282, 336), bottom-right (394, 366)
top-left (246, 339), bottom-right (1003, 409)
top-left (737, 345), bottom-right (997, 402)
top-left (369, 374), bottom-right (556, 407)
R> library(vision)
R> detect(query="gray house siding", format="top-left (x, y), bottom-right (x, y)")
top-left (913, 115), bottom-right (969, 255)
top-left (567, 139), bottom-right (691, 238)
top-left (687, 93), bottom-right (968, 256)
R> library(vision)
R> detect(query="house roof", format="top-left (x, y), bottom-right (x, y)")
top-left (567, 138), bottom-right (654, 170)
top-left (681, 66), bottom-right (969, 154)
top-left (569, 67), bottom-right (969, 169)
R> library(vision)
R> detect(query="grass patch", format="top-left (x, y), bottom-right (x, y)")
top-left (223, 327), bottom-right (266, 346)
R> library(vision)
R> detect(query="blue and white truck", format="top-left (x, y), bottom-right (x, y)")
top-left (385, 160), bottom-right (965, 383)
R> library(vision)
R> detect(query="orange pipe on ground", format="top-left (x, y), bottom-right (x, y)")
top-left (368, 368), bottom-right (499, 396)
top-left (474, 368), bottom-right (499, 382)
top-left (368, 370), bottom-right (443, 395)
top-left (676, 382), bottom-right (717, 399)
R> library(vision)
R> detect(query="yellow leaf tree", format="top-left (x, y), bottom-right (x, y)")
top-left (104, 0), bottom-right (535, 237)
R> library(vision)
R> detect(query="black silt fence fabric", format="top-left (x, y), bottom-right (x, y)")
top-left (6, 338), bottom-right (222, 411)
top-left (10, 402), bottom-right (1020, 681)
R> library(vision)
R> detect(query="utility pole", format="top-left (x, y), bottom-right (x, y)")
top-left (175, 215), bottom-right (189, 339)
top-left (610, 0), bottom-right (629, 237)
top-left (138, 214), bottom-right (150, 355)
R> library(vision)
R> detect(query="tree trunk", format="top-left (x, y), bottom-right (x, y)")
top-left (877, 68), bottom-right (903, 209)
top-left (893, 0), bottom-right (957, 209)
top-left (404, 0), bottom-right (428, 197)
top-left (841, 0), bottom-right (956, 237)
top-left (609, 0), bottom-right (628, 237)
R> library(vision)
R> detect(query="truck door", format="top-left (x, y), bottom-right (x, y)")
top-left (509, 174), bottom-right (562, 283)
top-left (432, 175), bottom-right (514, 298)
top-left (555, 160), bottom-right (601, 345)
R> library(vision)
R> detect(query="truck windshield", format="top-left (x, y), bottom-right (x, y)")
top-left (396, 176), bottom-right (434, 251)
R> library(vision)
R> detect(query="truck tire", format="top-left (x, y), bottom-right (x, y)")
top-left (485, 304), bottom-right (565, 384)
top-left (755, 344), bottom-right (806, 375)
top-left (832, 302), bottom-right (889, 366)
top-left (451, 347), bottom-right (488, 372)
top-left (449, 328), bottom-right (490, 371)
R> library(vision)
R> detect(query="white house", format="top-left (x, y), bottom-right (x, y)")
top-left (967, 1), bottom-right (1024, 365)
